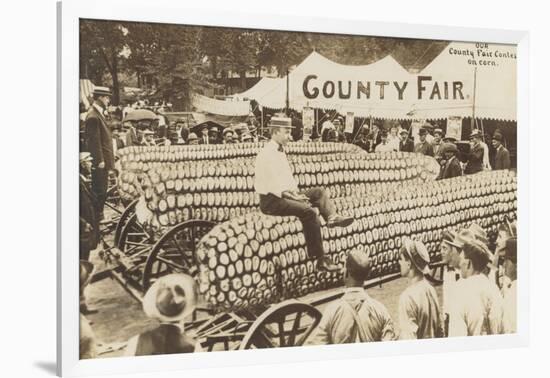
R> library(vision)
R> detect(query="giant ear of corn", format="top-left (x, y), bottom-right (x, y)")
top-left (118, 143), bottom-right (439, 232)
top-left (194, 170), bottom-right (516, 313)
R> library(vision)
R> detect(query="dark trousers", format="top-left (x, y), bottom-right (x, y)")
top-left (259, 187), bottom-right (335, 259)
top-left (91, 167), bottom-right (108, 217)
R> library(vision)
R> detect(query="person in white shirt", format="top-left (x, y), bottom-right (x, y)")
top-left (439, 229), bottom-right (467, 335)
top-left (397, 238), bottom-right (444, 339)
top-left (375, 130), bottom-right (397, 153)
top-left (502, 238), bottom-right (517, 333)
top-left (308, 249), bottom-right (395, 344)
top-left (255, 115), bottom-right (354, 272)
top-left (448, 239), bottom-right (504, 337)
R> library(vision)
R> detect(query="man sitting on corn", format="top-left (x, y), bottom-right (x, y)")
top-left (254, 115), bottom-right (354, 272)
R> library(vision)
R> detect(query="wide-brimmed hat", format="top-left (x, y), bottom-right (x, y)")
top-left (470, 129), bottom-right (482, 139)
top-left (92, 86), bottom-right (113, 97)
top-left (269, 116), bottom-right (295, 129)
top-left (442, 136), bottom-right (458, 143)
top-left (441, 142), bottom-right (458, 155)
top-left (401, 238), bottom-right (431, 274)
top-left (468, 223), bottom-right (489, 245)
top-left (222, 128), bottom-right (235, 136)
top-left (447, 229), bottom-right (476, 249)
top-left (80, 260), bottom-right (94, 289)
top-left (143, 274), bottom-right (197, 322)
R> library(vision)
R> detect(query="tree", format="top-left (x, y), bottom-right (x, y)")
top-left (80, 19), bottom-right (127, 105)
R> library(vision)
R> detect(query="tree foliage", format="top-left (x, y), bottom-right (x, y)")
top-left (80, 19), bottom-right (447, 108)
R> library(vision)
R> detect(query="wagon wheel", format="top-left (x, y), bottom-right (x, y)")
top-left (142, 220), bottom-right (216, 290)
top-left (238, 300), bottom-right (322, 350)
top-left (114, 199), bottom-right (139, 248)
top-left (105, 170), bottom-right (122, 212)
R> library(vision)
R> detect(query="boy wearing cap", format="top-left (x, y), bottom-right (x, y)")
top-left (222, 128), bottom-right (236, 144)
top-left (436, 143), bottom-right (462, 180)
top-left (448, 240), bottom-right (504, 337)
top-left (308, 250), bottom-right (395, 344)
top-left (502, 238), bottom-right (517, 333)
top-left (125, 274), bottom-right (202, 356)
top-left (492, 133), bottom-right (511, 170)
top-left (255, 116), bottom-right (354, 272)
top-left (414, 128), bottom-right (435, 157)
top-left (398, 128), bottom-right (414, 152)
top-left (397, 238), bottom-right (444, 339)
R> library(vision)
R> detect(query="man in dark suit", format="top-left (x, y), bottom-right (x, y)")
top-left (464, 130), bottom-right (485, 175)
top-left (492, 133), bottom-right (511, 170)
top-left (437, 143), bottom-right (463, 180)
top-left (414, 127), bottom-right (435, 156)
top-left (84, 86), bottom-right (115, 219)
top-left (79, 152), bottom-right (99, 261)
top-left (399, 128), bottom-right (414, 152)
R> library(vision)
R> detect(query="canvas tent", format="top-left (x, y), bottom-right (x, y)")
top-left (192, 93), bottom-right (251, 116)
top-left (234, 77), bottom-right (287, 110)
top-left (412, 42), bottom-right (517, 121)
top-left (232, 46), bottom-right (518, 122)
top-left (288, 51), bottom-right (414, 119)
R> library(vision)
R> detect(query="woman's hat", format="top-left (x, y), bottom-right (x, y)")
top-left (142, 274), bottom-right (197, 322)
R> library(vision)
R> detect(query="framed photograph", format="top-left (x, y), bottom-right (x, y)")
top-left (58, 0), bottom-right (529, 376)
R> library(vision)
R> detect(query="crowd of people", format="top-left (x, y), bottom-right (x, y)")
top-left (79, 91), bottom-right (517, 358)
top-left (318, 117), bottom-right (512, 180)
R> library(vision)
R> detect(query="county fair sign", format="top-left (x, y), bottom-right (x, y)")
top-left (287, 43), bottom-right (516, 120)
top-left (302, 74), bottom-right (466, 101)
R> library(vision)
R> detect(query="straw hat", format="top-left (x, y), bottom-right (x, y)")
top-left (142, 274), bottom-right (197, 322)
top-left (269, 116), bottom-right (294, 129)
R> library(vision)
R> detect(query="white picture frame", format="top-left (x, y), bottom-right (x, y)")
top-left (58, 0), bottom-right (530, 376)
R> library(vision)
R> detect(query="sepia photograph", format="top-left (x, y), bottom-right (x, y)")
top-left (76, 16), bottom-right (518, 361)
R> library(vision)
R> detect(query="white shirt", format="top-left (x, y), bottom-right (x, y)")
top-left (307, 287), bottom-right (395, 344)
top-left (502, 280), bottom-right (517, 333)
top-left (254, 140), bottom-right (298, 197)
top-left (481, 141), bottom-right (492, 170)
top-left (375, 141), bottom-right (397, 152)
top-left (398, 279), bottom-right (443, 339)
top-left (448, 274), bottom-right (504, 337)
top-left (442, 268), bottom-right (461, 316)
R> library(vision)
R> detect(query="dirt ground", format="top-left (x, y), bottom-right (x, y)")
top-left (83, 243), bottom-right (442, 358)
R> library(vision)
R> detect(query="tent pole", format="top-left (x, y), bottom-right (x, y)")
top-left (285, 69), bottom-right (290, 116)
top-left (471, 67), bottom-right (478, 130)
top-left (260, 107), bottom-right (264, 138)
